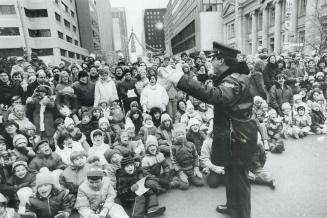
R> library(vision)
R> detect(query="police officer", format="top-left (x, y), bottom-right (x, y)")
top-left (162, 50), bottom-right (266, 218)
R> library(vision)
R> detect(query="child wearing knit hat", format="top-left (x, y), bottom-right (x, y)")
top-left (64, 117), bottom-right (90, 152)
top-left (186, 118), bottom-right (206, 155)
top-left (156, 113), bottom-right (174, 156)
top-left (310, 102), bottom-right (327, 134)
top-left (266, 109), bottom-right (285, 153)
top-left (116, 155), bottom-right (166, 218)
top-left (138, 114), bottom-right (157, 144)
top-left (141, 136), bottom-right (173, 193)
top-left (12, 134), bottom-right (35, 162)
top-left (104, 149), bottom-right (123, 189)
top-left (75, 167), bottom-right (129, 218)
top-left (98, 117), bottom-right (114, 146)
top-left (171, 123), bottom-right (204, 190)
top-left (28, 167), bottom-right (72, 218)
top-left (293, 105), bottom-right (312, 138)
top-left (281, 102), bottom-right (297, 139)
top-left (59, 151), bottom-right (88, 199)
top-left (88, 129), bottom-right (110, 166)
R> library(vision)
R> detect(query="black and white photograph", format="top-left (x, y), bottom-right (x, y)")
top-left (0, 0), bottom-right (326, 217)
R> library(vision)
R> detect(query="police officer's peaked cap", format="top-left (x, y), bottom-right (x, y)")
top-left (213, 41), bottom-right (241, 59)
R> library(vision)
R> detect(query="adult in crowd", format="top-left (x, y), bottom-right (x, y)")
top-left (0, 71), bottom-right (25, 108)
top-left (72, 71), bottom-right (95, 113)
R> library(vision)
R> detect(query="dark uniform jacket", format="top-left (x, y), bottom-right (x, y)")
top-left (177, 72), bottom-right (266, 167)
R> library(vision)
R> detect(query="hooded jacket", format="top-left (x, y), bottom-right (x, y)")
top-left (268, 82), bottom-right (293, 115)
top-left (94, 78), bottom-right (118, 107)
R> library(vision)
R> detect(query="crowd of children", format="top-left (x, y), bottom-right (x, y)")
top-left (0, 49), bottom-right (327, 217)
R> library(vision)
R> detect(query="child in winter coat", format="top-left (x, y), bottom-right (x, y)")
top-left (293, 105), bottom-right (312, 137)
top-left (128, 108), bottom-right (144, 135)
top-left (12, 134), bottom-right (35, 163)
top-left (27, 167), bottom-right (72, 218)
top-left (293, 94), bottom-right (309, 116)
top-left (64, 117), bottom-right (90, 151)
top-left (98, 98), bottom-right (111, 120)
top-left (124, 120), bottom-right (145, 159)
top-left (77, 111), bottom-right (94, 146)
top-left (266, 109), bottom-right (285, 153)
top-left (88, 129), bottom-right (110, 166)
top-left (56, 131), bottom-right (85, 165)
top-left (7, 104), bottom-right (34, 133)
top-left (7, 161), bottom-right (36, 191)
top-left (59, 151), bottom-right (88, 201)
top-left (180, 101), bottom-right (202, 127)
top-left (98, 117), bottom-right (114, 146)
top-left (141, 136), bottom-right (172, 193)
top-left (29, 140), bottom-right (66, 172)
top-left (0, 193), bottom-right (21, 218)
top-left (116, 156), bottom-right (166, 218)
top-left (138, 114), bottom-right (157, 144)
top-left (113, 130), bottom-right (135, 157)
top-left (310, 102), bottom-right (327, 134)
top-left (109, 100), bottom-right (125, 135)
top-left (104, 149), bottom-right (123, 189)
top-left (252, 96), bottom-right (265, 119)
top-left (186, 118), bottom-right (206, 155)
top-left (281, 102), bottom-right (297, 139)
top-left (174, 100), bottom-right (186, 124)
top-left (197, 102), bottom-right (213, 126)
top-left (171, 124), bottom-right (204, 190)
top-left (23, 122), bottom-right (41, 149)
top-left (155, 113), bottom-right (174, 156)
top-left (53, 118), bottom-right (65, 149)
top-left (200, 126), bottom-right (225, 188)
top-left (75, 168), bottom-right (129, 218)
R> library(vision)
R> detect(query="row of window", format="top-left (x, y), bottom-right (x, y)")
top-left (55, 0), bottom-right (75, 19)
top-left (171, 21), bottom-right (196, 54)
top-left (55, 12), bottom-right (77, 33)
top-left (0, 5), bottom-right (16, 15)
top-left (57, 31), bottom-right (79, 45)
top-left (60, 48), bottom-right (84, 60)
top-left (0, 27), bottom-right (20, 36)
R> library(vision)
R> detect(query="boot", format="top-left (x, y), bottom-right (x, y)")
top-left (216, 205), bottom-right (230, 214)
top-left (147, 206), bottom-right (166, 217)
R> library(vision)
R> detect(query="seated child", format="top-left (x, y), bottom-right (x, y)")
top-left (98, 98), bottom-right (111, 120)
top-left (293, 105), bottom-right (312, 137)
top-left (27, 167), bottom-right (72, 218)
top-left (109, 100), bottom-right (125, 135)
top-left (139, 114), bottom-right (157, 144)
top-left (155, 113), bottom-right (173, 156)
top-left (29, 140), bottom-right (66, 171)
top-left (7, 104), bottom-right (34, 133)
top-left (75, 168), bottom-right (129, 218)
top-left (98, 117), bottom-right (114, 146)
top-left (88, 130), bottom-right (110, 167)
top-left (310, 102), bottom-right (327, 134)
top-left (59, 151), bottom-right (88, 204)
top-left (141, 136), bottom-right (173, 193)
top-left (53, 118), bottom-right (65, 149)
top-left (104, 149), bottom-right (123, 189)
top-left (77, 111), bottom-right (94, 146)
top-left (113, 130), bottom-right (134, 157)
top-left (23, 122), bottom-right (41, 149)
top-left (200, 125), bottom-right (225, 188)
top-left (266, 109), bottom-right (285, 153)
top-left (12, 134), bottom-right (35, 163)
top-left (116, 156), bottom-right (166, 218)
top-left (186, 118), bottom-right (206, 155)
top-left (149, 107), bottom-right (162, 128)
top-left (7, 161), bottom-right (36, 192)
top-left (171, 124), bottom-right (204, 190)
top-left (64, 117), bottom-right (90, 151)
top-left (281, 102), bottom-right (297, 139)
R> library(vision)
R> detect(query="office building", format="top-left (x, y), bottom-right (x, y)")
top-left (112, 7), bottom-right (129, 61)
top-left (143, 8), bottom-right (166, 52)
top-left (0, 0), bottom-right (88, 64)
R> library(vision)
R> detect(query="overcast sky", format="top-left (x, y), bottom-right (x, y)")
top-left (110, 0), bottom-right (169, 60)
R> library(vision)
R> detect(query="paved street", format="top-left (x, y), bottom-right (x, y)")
top-left (159, 135), bottom-right (327, 218)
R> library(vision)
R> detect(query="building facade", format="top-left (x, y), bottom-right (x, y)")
top-left (75, 0), bottom-right (101, 56)
top-left (0, 0), bottom-right (88, 64)
top-left (112, 7), bottom-right (129, 61)
top-left (95, 0), bottom-right (115, 63)
top-left (222, 0), bottom-right (312, 54)
top-left (164, 0), bottom-right (223, 55)
top-left (143, 8), bottom-right (166, 52)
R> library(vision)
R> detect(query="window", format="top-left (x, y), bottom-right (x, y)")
top-left (73, 25), bottom-right (76, 33)
top-left (28, 29), bottom-right (51, 37)
top-left (0, 48), bottom-right (24, 57)
top-left (299, 0), bottom-right (307, 16)
top-left (68, 51), bottom-right (75, 58)
top-left (76, 54), bottom-right (80, 59)
top-left (61, 2), bottom-right (68, 12)
top-left (55, 12), bottom-right (61, 22)
top-left (269, 7), bottom-right (275, 26)
top-left (0, 5), bottom-right (16, 15)
top-left (70, 10), bottom-right (75, 18)
top-left (257, 11), bottom-right (263, 30)
top-left (25, 8), bottom-right (48, 17)
top-left (58, 31), bottom-right (63, 39)
top-left (202, 0), bottom-right (218, 11)
top-left (298, 30), bottom-right (305, 43)
top-left (64, 19), bottom-right (70, 29)
top-left (31, 48), bottom-right (53, 56)
top-left (55, 0), bottom-right (59, 4)
top-left (74, 40), bottom-right (79, 46)
top-left (60, 49), bottom-right (66, 56)
top-left (0, 27), bottom-right (20, 36)
top-left (171, 20), bottom-right (195, 54)
top-left (66, 35), bottom-right (72, 43)
top-left (247, 15), bottom-right (252, 33)
top-left (227, 22), bottom-right (235, 39)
